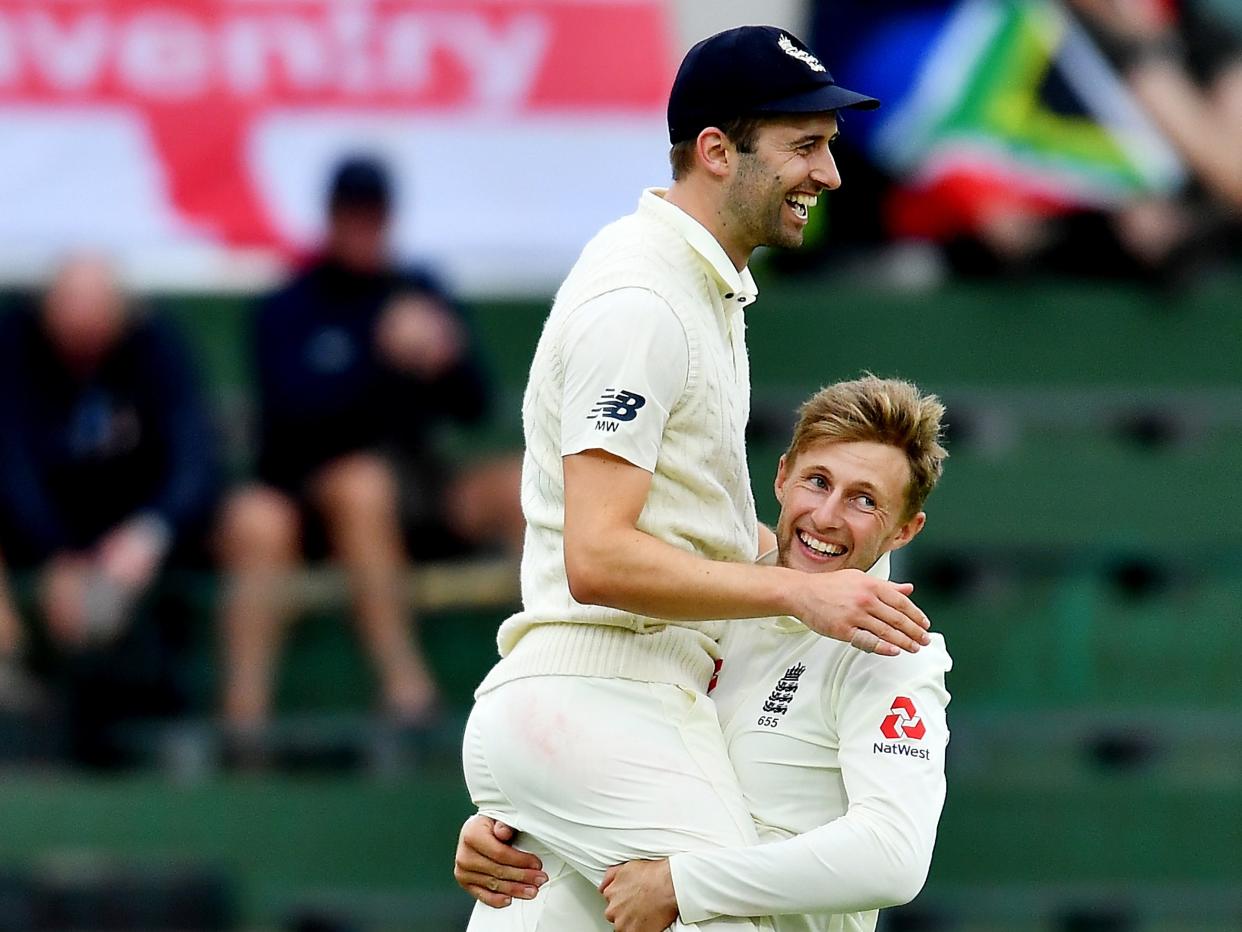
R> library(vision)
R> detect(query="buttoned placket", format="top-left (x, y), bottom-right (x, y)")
top-left (719, 289), bottom-right (752, 383)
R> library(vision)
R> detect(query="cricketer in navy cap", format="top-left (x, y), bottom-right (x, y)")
top-left (668, 25), bottom-right (880, 145)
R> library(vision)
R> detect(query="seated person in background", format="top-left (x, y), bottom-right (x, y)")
top-left (216, 155), bottom-right (522, 736)
top-left (0, 255), bottom-right (220, 765)
top-left (455, 376), bottom-right (952, 932)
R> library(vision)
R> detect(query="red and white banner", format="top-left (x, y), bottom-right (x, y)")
top-left (0, 0), bottom-right (677, 293)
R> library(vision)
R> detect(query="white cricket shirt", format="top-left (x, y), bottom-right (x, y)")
top-left (671, 598), bottom-right (951, 931)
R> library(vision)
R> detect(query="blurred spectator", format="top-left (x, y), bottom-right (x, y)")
top-left (216, 155), bottom-right (522, 740)
top-left (808, 0), bottom-right (1242, 282)
top-left (0, 255), bottom-right (220, 765)
top-left (1071, 0), bottom-right (1242, 203)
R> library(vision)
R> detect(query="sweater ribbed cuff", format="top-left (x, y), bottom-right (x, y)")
top-left (476, 622), bottom-right (718, 697)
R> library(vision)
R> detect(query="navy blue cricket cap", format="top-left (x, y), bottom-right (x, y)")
top-left (328, 155), bottom-right (393, 212)
top-left (667, 25), bottom-right (880, 144)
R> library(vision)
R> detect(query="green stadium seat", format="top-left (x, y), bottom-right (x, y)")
top-left (43, 277), bottom-right (1238, 931)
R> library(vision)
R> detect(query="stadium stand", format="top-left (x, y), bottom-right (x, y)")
top-left (0, 275), bottom-right (1237, 929)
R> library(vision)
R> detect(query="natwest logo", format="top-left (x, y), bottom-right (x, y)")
top-left (880, 696), bottom-right (926, 740)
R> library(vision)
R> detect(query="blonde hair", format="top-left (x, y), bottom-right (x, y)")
top-left (784, 375), bottom-right (948, 520)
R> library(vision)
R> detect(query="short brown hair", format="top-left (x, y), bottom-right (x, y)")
top-left (669, 115), bottom-right (767, 181)
top-left (784, 376), bottom-right (948, 520)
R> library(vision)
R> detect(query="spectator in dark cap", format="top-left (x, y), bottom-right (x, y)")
top-left (215, 154), bottom-right (522, 741)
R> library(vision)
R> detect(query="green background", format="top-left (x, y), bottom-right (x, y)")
top-left (4, 274), bottom-right (1239, 930)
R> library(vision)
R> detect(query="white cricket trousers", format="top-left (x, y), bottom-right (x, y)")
top-left (464, 844), bottom-right (609, 932)
top-left (463, 675), bottom-right (772, 931)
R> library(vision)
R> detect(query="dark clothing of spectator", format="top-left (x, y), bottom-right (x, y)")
top-left (0, 308), bottom-right (219, 564)
top-left (253, 257), bottom-right (490, 496)
top-left (0, 305), bottom-right (219, 767)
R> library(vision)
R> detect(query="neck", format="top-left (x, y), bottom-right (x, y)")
top-left (664, 180), bottom-right (752, 272)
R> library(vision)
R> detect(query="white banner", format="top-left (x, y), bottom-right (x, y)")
top-left (0, 0), bottom-right (677, 295)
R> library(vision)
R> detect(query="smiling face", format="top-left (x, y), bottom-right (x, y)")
top-left (774, 439), bottom-right (926, 576)
top-left (721, 112), bottom-right (841, 255)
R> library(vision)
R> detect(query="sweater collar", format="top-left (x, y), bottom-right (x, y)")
top-left (639, 189), bottom-right (759, 309)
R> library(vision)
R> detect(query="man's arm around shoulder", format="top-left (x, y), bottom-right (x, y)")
top-left (563, 450), bottom-right (931, 653)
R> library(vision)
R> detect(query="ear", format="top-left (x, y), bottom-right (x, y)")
top-left (773, 454), bottom-right (790, 505)
top-left (886, 512), bottom-right (926, 554)
top-left (696, 127), bottom-right (732, 179)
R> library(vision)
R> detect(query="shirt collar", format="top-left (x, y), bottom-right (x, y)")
top-left (639, 188), bottom-right (759, 309)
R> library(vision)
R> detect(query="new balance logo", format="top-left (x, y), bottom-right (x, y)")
top-left (588, 389), bottom-right (646, 425)
top-left (757, 662), bottom-right (805, 726)
top-left (880, 696), bottom-right (926, 740)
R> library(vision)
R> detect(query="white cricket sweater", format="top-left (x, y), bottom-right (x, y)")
top-left (477, 189), bottom-right (760, 696)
